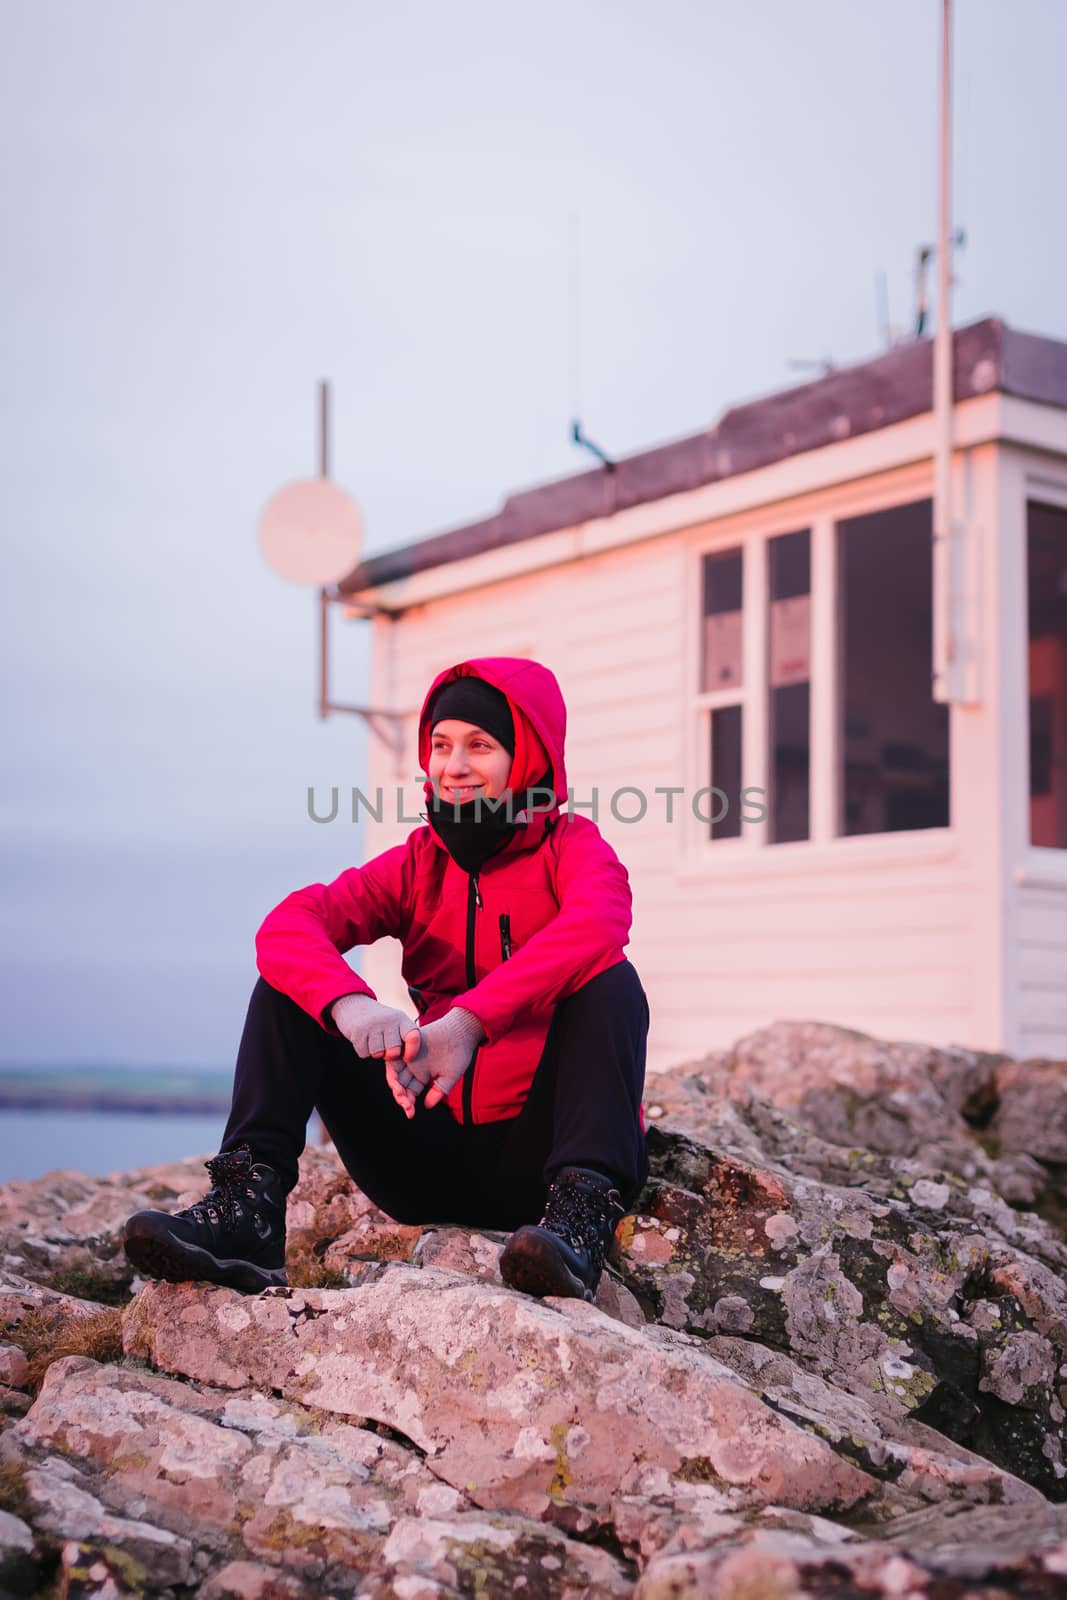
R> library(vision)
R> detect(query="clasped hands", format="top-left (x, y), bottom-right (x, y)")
top-left (331, 995), bottom-right (485, 1119)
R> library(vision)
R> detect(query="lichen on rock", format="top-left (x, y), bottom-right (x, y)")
top-left (1, 1018), bottom-right (1066, 1595)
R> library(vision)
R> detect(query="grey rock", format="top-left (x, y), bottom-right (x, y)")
top-left (2, 1019), bottom-right (1067, 1596)
top-left (0, 1507), bottom-right (36, 1598)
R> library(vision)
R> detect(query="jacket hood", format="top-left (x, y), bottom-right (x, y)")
top-left (418, 657), bottom-right (567, 857)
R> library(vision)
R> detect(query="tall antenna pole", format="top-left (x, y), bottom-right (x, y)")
top-left (319, 379), bottom-right (330, 479)
top-left (318, 379), bottom-right (331, 718)
top-left (568, 214), bottom-right (582, 421)
top-left (932, 0), bottom-right (955, 703)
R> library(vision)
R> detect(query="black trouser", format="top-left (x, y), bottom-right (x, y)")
top-left (221, 960), bottom-right (650, 1230)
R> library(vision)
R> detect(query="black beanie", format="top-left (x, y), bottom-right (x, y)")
top-left (429, 677), bottom-right (515, 754)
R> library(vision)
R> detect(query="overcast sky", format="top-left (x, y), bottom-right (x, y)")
top-left (3, 0), bottom-right (1065, 1070)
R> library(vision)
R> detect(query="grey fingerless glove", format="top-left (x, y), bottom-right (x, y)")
top-left (331, 993), bottom-right (418, 1059)
top-left (393, 1006), bottom-right (486, 1102)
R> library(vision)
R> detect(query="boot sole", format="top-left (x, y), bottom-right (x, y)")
top-left (123, 1216), bottom-right (287, 1295)
top-left (499, 1228), bottom-right (595, 1302)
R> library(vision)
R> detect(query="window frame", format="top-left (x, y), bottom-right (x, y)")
top-left (1020, 473), bottom-right (1067, 885)
top-left (766, 526), bottom-right (814, 846)
top-left (691, 538), bottom-right (763, 857)
top-left (685, 478), bottom-right (956, 874)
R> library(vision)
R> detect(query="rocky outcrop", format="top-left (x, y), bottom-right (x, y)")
top-left (645, 1020), bottom-right (1067, 1224)
top-left (0, 1158), bottom-right (211, 1306)
top-left (0, 1020), bottom-right (1066, 1597)
top-left (620, 1126), bottom-right (1067, 1499)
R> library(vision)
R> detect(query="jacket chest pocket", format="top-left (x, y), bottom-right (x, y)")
top-left (469, 901), bottom-right (516, 978)
top-left (481, 888), bottom-right (559, 974)
top-left (496, 886), bottom-right (557, 944)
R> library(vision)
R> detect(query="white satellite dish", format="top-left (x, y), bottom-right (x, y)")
top-left (258, 477), bottom-right (364, 586)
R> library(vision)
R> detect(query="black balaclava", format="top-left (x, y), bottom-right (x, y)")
top-left (425, 678), bottom-right (547, 875)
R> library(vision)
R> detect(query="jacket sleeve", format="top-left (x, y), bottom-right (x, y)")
top-left (254, 840), bottom-right (414, 1033)
top-left (452, 820), bottom-right (632, 1042)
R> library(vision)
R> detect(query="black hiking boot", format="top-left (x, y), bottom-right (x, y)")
top-left (123, 1143), bottom-right (288, 1294)
top-left (499, 1165), bottom-right (626, 1302)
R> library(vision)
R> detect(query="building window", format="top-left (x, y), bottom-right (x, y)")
top-left (702, 548), bottom-right (743, 691)
top-left (838, 499), bottom-right (949, 835)
top-left (1028, 500), bottom-right (1067, 849)
top-left (701, 547), bottom-right (745, 841)
top-left (709, 704), bottom-right (743, 840)
top-left (768, 529), bottom-right (811, 843)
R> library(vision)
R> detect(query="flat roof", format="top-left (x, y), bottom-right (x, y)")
top-left (338, 317), bottom-right (1067, 597)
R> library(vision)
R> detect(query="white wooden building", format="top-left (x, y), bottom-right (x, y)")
top-left (333, 318), bottom-right (1067, 1072)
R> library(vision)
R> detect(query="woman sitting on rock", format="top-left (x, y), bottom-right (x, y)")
top-left (124, 657), bottom-right (650, 1302)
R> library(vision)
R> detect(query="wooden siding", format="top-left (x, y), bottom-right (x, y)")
top-left (1016, 881), bottom-right (1067, 1054)
top-left (626, 852), bottom-right (978, 1071)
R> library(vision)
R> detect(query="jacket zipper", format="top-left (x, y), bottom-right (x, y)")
top-left (462, 872), bottom-right (481, 1124)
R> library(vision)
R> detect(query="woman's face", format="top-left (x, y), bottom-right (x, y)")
top-left (429, 719), bottom-right (512, 803)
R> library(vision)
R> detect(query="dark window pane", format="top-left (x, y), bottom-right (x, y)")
top-left (702, 548), bottom-right (743, 691)
top-left (1028, 501), bottom-right (1067, 848)
top-left (704, 548), bottom-right (743, 614)
top-left (768, 530), bottom-right (811, 843)
top-left (770, 528), bottom-right (810, 601)
top-left (839, 500), bottom-right (949, 836)
top-left (1031, 696), bottom-right (1053, 798)
top-left (709, 704), bottom-right (742, 841)
top-left (772, 682), bottom-right (810, 843)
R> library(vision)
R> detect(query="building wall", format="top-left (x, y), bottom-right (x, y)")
top-left (998, 445), bottom-right (1067, 1059)
top-left (1016, 883), bottom-right (1067, 1052)
top-left (355, 450), bottom-right (1018, 1074)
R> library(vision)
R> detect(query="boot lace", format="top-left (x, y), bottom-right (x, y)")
top-left (540, 1172), bottom-right (623, 1281)
top-left (182, 1145), bottom-right (260, 1230)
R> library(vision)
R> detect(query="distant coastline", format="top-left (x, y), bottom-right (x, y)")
top-left (0, 1067), bottom-right (231, 1116)
top-left (0, 1094), bottom-right (230, 1114)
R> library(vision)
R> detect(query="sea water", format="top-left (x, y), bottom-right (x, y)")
top-left (0, 1109), bottom-right (228, 1184)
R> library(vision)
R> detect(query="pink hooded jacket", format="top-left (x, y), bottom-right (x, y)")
top-left (254, 657), bottom-right (634, 1125)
